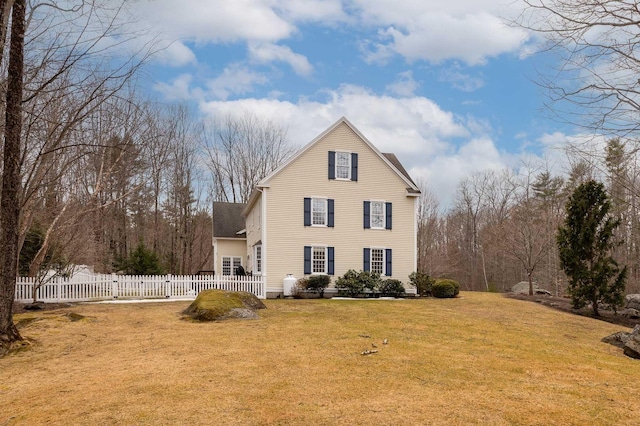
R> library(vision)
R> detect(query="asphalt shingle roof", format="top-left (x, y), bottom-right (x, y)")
top-left (212, 202), bottom-right (246, 238)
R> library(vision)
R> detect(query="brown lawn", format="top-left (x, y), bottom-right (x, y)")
top-left (1, 292), bottom-right (639, 425)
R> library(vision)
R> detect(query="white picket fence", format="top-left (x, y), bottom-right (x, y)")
top-left (15, 274), bottom-right (266, 303)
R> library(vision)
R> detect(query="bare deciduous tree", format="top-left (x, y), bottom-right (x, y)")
top-left (202, 112), bottom-right (293, 203)
top-left (517, 1), bottom-right (640, 139)
top-left (0, 0), bottom-right (25, 353)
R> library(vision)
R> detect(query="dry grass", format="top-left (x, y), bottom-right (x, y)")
top-left (1, 292), bottom-right (639, 425)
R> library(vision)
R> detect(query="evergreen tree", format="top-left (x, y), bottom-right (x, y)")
top-left (557, 180), bottom-right (627, 316)
top-left (118, 242), bottom-right (164, 275)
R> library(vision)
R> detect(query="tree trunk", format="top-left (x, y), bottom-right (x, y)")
top-left (0, 0), bottom-right (25, 354)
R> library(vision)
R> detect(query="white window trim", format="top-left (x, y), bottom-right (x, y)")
top-left (335, 151), bottom-right (351, 181)
top-left (221, 256), bottom-right (242, 276)
top-left (311, 197), bottom-right (328, 227)
top-left (370, 200), bottom-right (386, 229)
top-left (254, 245), bottom-right (262, 275)
top-left (311, 245), bottom-right (328, 275)
top-left (370, 247), bottom-right (386, 275)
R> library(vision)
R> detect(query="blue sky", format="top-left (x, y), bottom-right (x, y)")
top-left (129, 0), bottom-right (575, 207)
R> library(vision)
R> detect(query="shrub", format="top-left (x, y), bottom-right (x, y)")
top-left (409, 271), bottom-right (434, 296)
top-left (292, 277), bottom-right (309, 298)
top-left (335, 269), bottom-right (363, 297)
top-left (358, 270), bottom-right (382, 293)
top-left (432, 279), bottom-right (460, 298)
top-left (306, 275), bottom-right (331, 297)
top-left (379, 279), bottom-right (405, 297)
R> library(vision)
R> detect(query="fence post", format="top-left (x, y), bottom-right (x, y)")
top-left (57, 278), bottom-right (62, 303)
top-left (166, 274), bottom-right (172, 298)
top-left (112, 273), bottom-right (118, 299)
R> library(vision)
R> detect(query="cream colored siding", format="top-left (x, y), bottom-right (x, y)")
top-left (245, 195), bottom-right (263, 274)
top-left (213, 239), bottom-right (246, 275)
top-left (246, 195), bottom-right (262, 248)
top-left (263, 122), bottom-right (416, 292)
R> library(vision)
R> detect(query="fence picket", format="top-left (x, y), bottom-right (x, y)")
top-left (15, 274), bottom-right (266, 303)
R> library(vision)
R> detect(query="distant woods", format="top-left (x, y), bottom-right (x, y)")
top-left (17, 101), bottom-right (291, 276)
top-left (417, 138), bottom-right (640, 295)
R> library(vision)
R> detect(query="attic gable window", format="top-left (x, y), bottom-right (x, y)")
top-left (328, 151), bottom-right (358, 181)
top-left (336, 151), bottom-right (350, 179)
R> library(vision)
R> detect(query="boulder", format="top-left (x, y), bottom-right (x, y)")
top-left (620, 308), bottom-right (640, 319)
top-left (182, 289), bottom-right (266, 322)
top-left (623, 338), bottom-right (640, 359)
top-left (603, 325), bottom-right (640, 359)
top-left (601, 331), bottom-right (631, 348)
top-left (626, 294), bottom-right (640, 310)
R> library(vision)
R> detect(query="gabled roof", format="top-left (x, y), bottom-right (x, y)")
top-left (212, 202), bottom-right (246, 238)
top-left (257, 117), bottom-right (421, 194)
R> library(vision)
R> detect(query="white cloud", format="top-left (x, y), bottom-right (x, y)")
top-left (355, 1), bottom-right (529, 65)
top-left (385, 71), bottom-right (420, 97)
top-left (152, 41), bottom-right (197, 67)
top-left (205, 64), bottom-right (269, 100)
top-left (278, 0), bottom-right (347, 23)
top-left (130, 0), bottom-right (530, 68)
top-left (414, 137), bottom-right (507, 207)
top-left (439, 66), bottom-right (485, 92)
top-left (133, 0), bottom-right (294, 44)
top-left (154, 74), bottom-right (198, 101)
top-left (248, 43), bottom-right (313, 76)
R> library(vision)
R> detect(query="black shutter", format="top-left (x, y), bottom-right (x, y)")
top-left (304, 246), bottom-right (311, 274)
top-left (304, 198), bottom-right (311, 226)
top-left (363, 248), bottom-right (370, 272)
top-left (328, 151), bottom-right (336, 180)
top-left (385, 202), bottom-right (392, 230)
top-left (351, 153), bottom-right (358, 181)
top-left (328, 247), bottom-right (335, 275)
top-left (328, 199), bottom-right (334, 227)
top-left (363, 201), bottom-right (370, 229)
top-left (385, 249), bottom-right (392, 276)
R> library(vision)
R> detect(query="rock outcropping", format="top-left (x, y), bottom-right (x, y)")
top-left (182, 290), bottom-right (266, 322)
top-left (602, 325), bottom-right (640, 359)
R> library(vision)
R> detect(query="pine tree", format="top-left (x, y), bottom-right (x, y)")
top-left (119, 242), bottom-right (165, 275)
top-left (557, 180), bottom-right (627, 316)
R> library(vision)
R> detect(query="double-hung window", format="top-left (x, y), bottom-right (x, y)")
top-left (312, 198), bottom-right (327, 226)
top-left (304, 198), bottom-right (334, 227)
top-left (363, 248), bottom-right (392, 276)
top-left (222, 256), bottom-right (242, 276)
top-left (363, 201), bottom-right (392, 229)
top-left (304, 246), bottom-right (335, 275)
top-left (254, 245), bottom-right (262, 275)
top-left (313, 246), bottom-right (326, 274)
top-left (336, 151), bottom-right (351, 179)
top-left (328, 151), bottom-right (358, 181)
top-left (370, 201), bottom-right (385, 229)
top-left (370, 248), bottom-right (385, 274)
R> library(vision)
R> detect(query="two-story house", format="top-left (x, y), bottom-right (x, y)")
top-left (212, 117), bottom-right (421, 298)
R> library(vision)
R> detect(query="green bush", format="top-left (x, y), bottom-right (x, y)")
top-left (409, 271), bottom-right (434, 296)
top-left (116, 242), bottom-right (164, 275)
top-left (358, 270), bottom-right (382, 292)
top-left (432, 279), bottom-right (460, 298)
top-left (335, 270), bottom-right (381, 297)
top-left (335, 270), bottom-right (363, 297)
top-left (379, 279), bottom-right (405, 297)
top-left (306, 275), bottom-right (331, 297)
